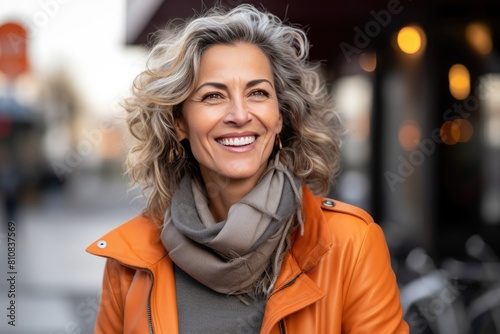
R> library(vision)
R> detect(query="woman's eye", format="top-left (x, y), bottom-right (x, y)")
top-left (249, 90), bottom-right (270, 98)
top-left (202, 92), bottom-right (223, 101)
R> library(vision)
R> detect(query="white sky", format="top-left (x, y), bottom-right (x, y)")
top-left (0, 0), bottom-right (148, 115)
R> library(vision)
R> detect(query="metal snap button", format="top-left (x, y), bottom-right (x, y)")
top-left (322, 199), bottom-right (335, 207)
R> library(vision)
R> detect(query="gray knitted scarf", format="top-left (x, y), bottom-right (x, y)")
top-left (161, 156), bottom-right (302, 297)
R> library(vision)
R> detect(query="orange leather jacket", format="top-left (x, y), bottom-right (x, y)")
top-left (87, 186), bottom-right (409, 333)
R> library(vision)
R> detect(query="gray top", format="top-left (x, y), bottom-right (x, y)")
top-left (174, 264), bottom-right (266, 334)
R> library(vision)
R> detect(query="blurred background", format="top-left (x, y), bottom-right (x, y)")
top-left (0, 0), bottom-right (499, 333)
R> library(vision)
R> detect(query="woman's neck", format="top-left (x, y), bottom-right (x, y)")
top-left (200, 172), bottom-right (262, 222)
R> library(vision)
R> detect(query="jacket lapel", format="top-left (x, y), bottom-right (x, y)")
top-left (260, 186), bottom-right (332, 333)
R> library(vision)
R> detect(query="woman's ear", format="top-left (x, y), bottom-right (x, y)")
top-left (174, 117), bottom-right (188, 141)
top-left (277, 112), bottom-right (283, 134)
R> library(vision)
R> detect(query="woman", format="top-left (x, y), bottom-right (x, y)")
top-left (87, 4), bottom-right (409, 333)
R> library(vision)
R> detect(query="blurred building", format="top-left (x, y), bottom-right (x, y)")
top-left (126, 0), bottom-right (500, 261)
top-left (0, 10), bottom-right (136, 224)
top-left (0, 23), bottom-right (47, 221)
top-left (0, 3), bottom-right (145, 334)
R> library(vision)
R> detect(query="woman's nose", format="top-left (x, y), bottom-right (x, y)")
top-left (223, 97), bottom-right (251, 125)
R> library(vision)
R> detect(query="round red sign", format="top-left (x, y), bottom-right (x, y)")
top-left (0, 23), bottom-right (29, 79)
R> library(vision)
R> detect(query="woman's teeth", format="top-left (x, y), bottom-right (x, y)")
top-left (217, 136), bottom-right (256, 146)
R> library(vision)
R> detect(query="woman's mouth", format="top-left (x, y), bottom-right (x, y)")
top-left (216, 136), bottom-right (256, 147)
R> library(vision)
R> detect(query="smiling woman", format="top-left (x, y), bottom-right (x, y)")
top-left (86, 4), bottom-right (409, 334)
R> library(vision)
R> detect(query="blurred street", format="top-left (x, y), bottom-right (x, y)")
top-left (0, 172), bottom-right (142, 334)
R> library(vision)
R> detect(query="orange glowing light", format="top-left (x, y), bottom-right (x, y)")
top-left (397, 26), bottom-right (423, 54)
top-left (440, 121), bottom-right (460, 145)
top-left (398, 120), bottom-right (421, 151)
top-left (466, 23), bottom-right (493, 56)
top-left (449, 64), bottom-right (470, 100)
top-left (454, 119), bottom-right (474, 142)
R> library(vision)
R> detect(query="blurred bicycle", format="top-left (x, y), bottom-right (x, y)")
top-left (399, 235), bottom-right (500, 334)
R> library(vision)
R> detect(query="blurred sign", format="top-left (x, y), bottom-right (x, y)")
top-left (0, 23), bottom-right (29, 79)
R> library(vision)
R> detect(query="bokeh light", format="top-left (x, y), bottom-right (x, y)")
top-left (449, 64), bottom-right (470, 100)
top-left (398, 120), bottom-right (422, 151)
top-left (359, 52), bottom-right (377, 72)
top-left (440, 121), bottom-right (460, 145)
top-left (466, 22), bottom-right (493, 56)
top-left (440, 119), bottom-right (473, 144)
top-left (454, 119), bottom-right (474, 142)
top-left (397, 26), bottom-right (424, 55)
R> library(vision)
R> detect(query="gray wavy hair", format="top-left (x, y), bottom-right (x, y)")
top-left (125, 4), bottom-right (342, 222)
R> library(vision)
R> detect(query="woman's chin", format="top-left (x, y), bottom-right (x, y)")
top-left (202, 161), bottom-right (267, 183)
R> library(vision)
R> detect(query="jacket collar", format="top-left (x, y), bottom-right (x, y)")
top-left (86, 215), bottom-right (167, 269)
top-left (271, 185), bottom-right (332, 288)
top-left (293, 185), bottom-right (333, 269)
top-left (86, 185), bottom-right (332, 273)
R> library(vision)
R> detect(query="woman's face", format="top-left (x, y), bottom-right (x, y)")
top-left (178, 42), bottom-right (282, 188)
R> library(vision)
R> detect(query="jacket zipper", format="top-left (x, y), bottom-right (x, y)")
top-left (268, 274), bottom-right (301, 334)
top-left (147, 272), bottom-right (155, 334)
top-left (279, 319), bottom-right (286, 334)
top-left (114, 260), bottom-right (156, 334)
top-left (271, 275), bottom-right (299, 295)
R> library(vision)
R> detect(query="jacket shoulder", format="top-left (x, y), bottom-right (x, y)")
top-left (318, 198), bottom-right (374, 226)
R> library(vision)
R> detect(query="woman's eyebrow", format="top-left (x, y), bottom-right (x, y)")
top-left (246, 79), bottom-right (274, 89)
top-left (193, 78), bottom-right (274, 94)
top-left (193, 82), bottom-right (227, 94)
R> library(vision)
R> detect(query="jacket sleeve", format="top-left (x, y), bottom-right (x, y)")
top-left (342, 222), bottom-right (409, 333)
top-left (95, 258), bottom-right (134, 334)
